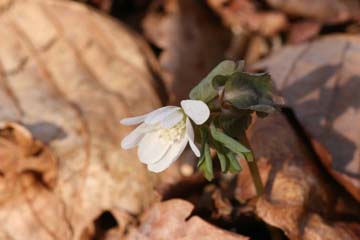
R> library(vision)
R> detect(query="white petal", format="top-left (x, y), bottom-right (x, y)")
top-left (181, 100), bottom-right (210, 125)
top-left (120, 114), bottom-right (148, 126)
top-left (147, 136), bottom-right (188, 173)
top-left (186, 118), bottom-right (200, 157)
top-left (121, 123), bottom-right (155, 149)
top-left (144, 106), bottom-right (180, 124)
top-left (160, 110), bottom-right (184, 128)
top-left (138, 131), bottom-right (171, 164)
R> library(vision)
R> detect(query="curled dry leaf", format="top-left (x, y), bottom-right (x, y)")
top-left (236, 113), bottom-right (360, 240)
top-left (0, 122), bottom-right (57, 201)
top-left (207, 0), bottom-right (288, 36)
top-left (143, 0), bottom-right (231, 103)
top-left (254, 35), bottom-right (360, 201)
top-left (267, 0), bottom-right (360, 23)
top-left (0, 122), bottom-right (56, 175)
top-left (0, 0), bottom-right (161, 239)
top-left (125, 199), bottom-right (248, 240)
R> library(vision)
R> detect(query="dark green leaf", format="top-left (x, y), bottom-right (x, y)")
top-left (212, 75), bottom-right (229, 89)
top-left (189, 60), bottom-right (236, 102)
top-left (218, 113), bottom-right (252, 138)
top-left (249, 104), bottom-right (276, 114)
top-left (223, 71), bottom-right (278, 113)
top-left (224, 74), bottom-right (258, 109)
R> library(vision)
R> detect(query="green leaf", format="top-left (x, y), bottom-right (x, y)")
top-left (204, 143), bottom-right (213, 180)
top-left (210, 126), bottom-right (250, 154)
top-left (212, 140), bottom-right (228, 172)
top-left (217, 151), bottom-right (228, 172)
top-left (217, 113), bottom-right (252, 138)
top-left (223, 72), bottom-right (278, 113)
top-left (243, 151), bottom-right (254, 162)
top-left (189, 60), bottom-right (236, 102)
top-left (212, 135), bottom-right (243, 173)
top-left (197, 128), bottom-right (208, 167)
top-left (198, 142), bottom-right (214, 181)
top-left (249, 104), bottom-right (276, 114)
top-left (197, 128), bottom-right (214, 181)
top-left (212, 75), bottom-right (229, 89)
top-left (226, 151), bottom-right (242, 173)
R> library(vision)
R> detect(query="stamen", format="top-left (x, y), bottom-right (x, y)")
top-left (158, 118), bottom-right (186, 143)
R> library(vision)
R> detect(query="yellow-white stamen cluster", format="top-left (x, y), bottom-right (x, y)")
top-left (158, 118), bottom-right (186, 143)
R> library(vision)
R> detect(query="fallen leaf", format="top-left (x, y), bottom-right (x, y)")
top-left (211, 187), bottom-right (233, 219)
top-left (0, 0), bottom-right (162, 239)
top-left (208, 0), bottom-right (288, 36)
top-left (125, 199), bottom-right (248, 240)
top-left (303, 214), bottom-right (360, 240)
top-left (244, 35), bottom-right (269, 65)
top-left (254, 35), bottom-right (360, 201)
top-left (267, 0), bottom-right (360, 23)
top-left (0, 122), bottom-right (57, 188)
top-left (83, 0), bottom-right (113, 11)
top-left (143, 0), bottom-right (231, 103)
top-left (236, 113), bottom-right (360, 240)
top-left (287, 21), bottom-right (322, 44)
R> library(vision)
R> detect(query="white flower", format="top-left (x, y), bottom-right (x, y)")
top-left (120, 100), bottom-right (210, 173)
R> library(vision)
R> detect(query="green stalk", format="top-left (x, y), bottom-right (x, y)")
top-left (239, 134), bottom-right (264, 195)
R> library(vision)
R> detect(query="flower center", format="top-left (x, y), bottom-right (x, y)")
top-left (158, 118), bottom-right (186, 143)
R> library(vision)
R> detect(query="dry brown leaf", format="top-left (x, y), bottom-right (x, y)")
top-left (211, 187), bottom-right (233, 220)
top-left (254, 35), bottom-right (360, 201)
top-left (125, 199), bottom-right (248, 240)
top-left (267, 0), bottom-right (360, 23)
top-left (287, 21), bottom-right (321, 44)
top-left (244, 35), bottom-right (269, 65)
top-left (82, 0), bottom-right (113, 11)
top-left (303, 214), bottom-right (360, 240)
top-left (143, 0), bottom-right (230, 103)
top-left (208, 0), bottom-right (288, 36)
top-left (236, 113), bottom-right (360, 240)
top-left (0, 122), bottom-right (57, 189)
top-left (0, 0), bottom-right (162, 239)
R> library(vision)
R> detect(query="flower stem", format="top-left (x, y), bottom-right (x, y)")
top-left (239, 134), bottom-right (264, 196)
top-left (246, 152), bottom-right (264, 195)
